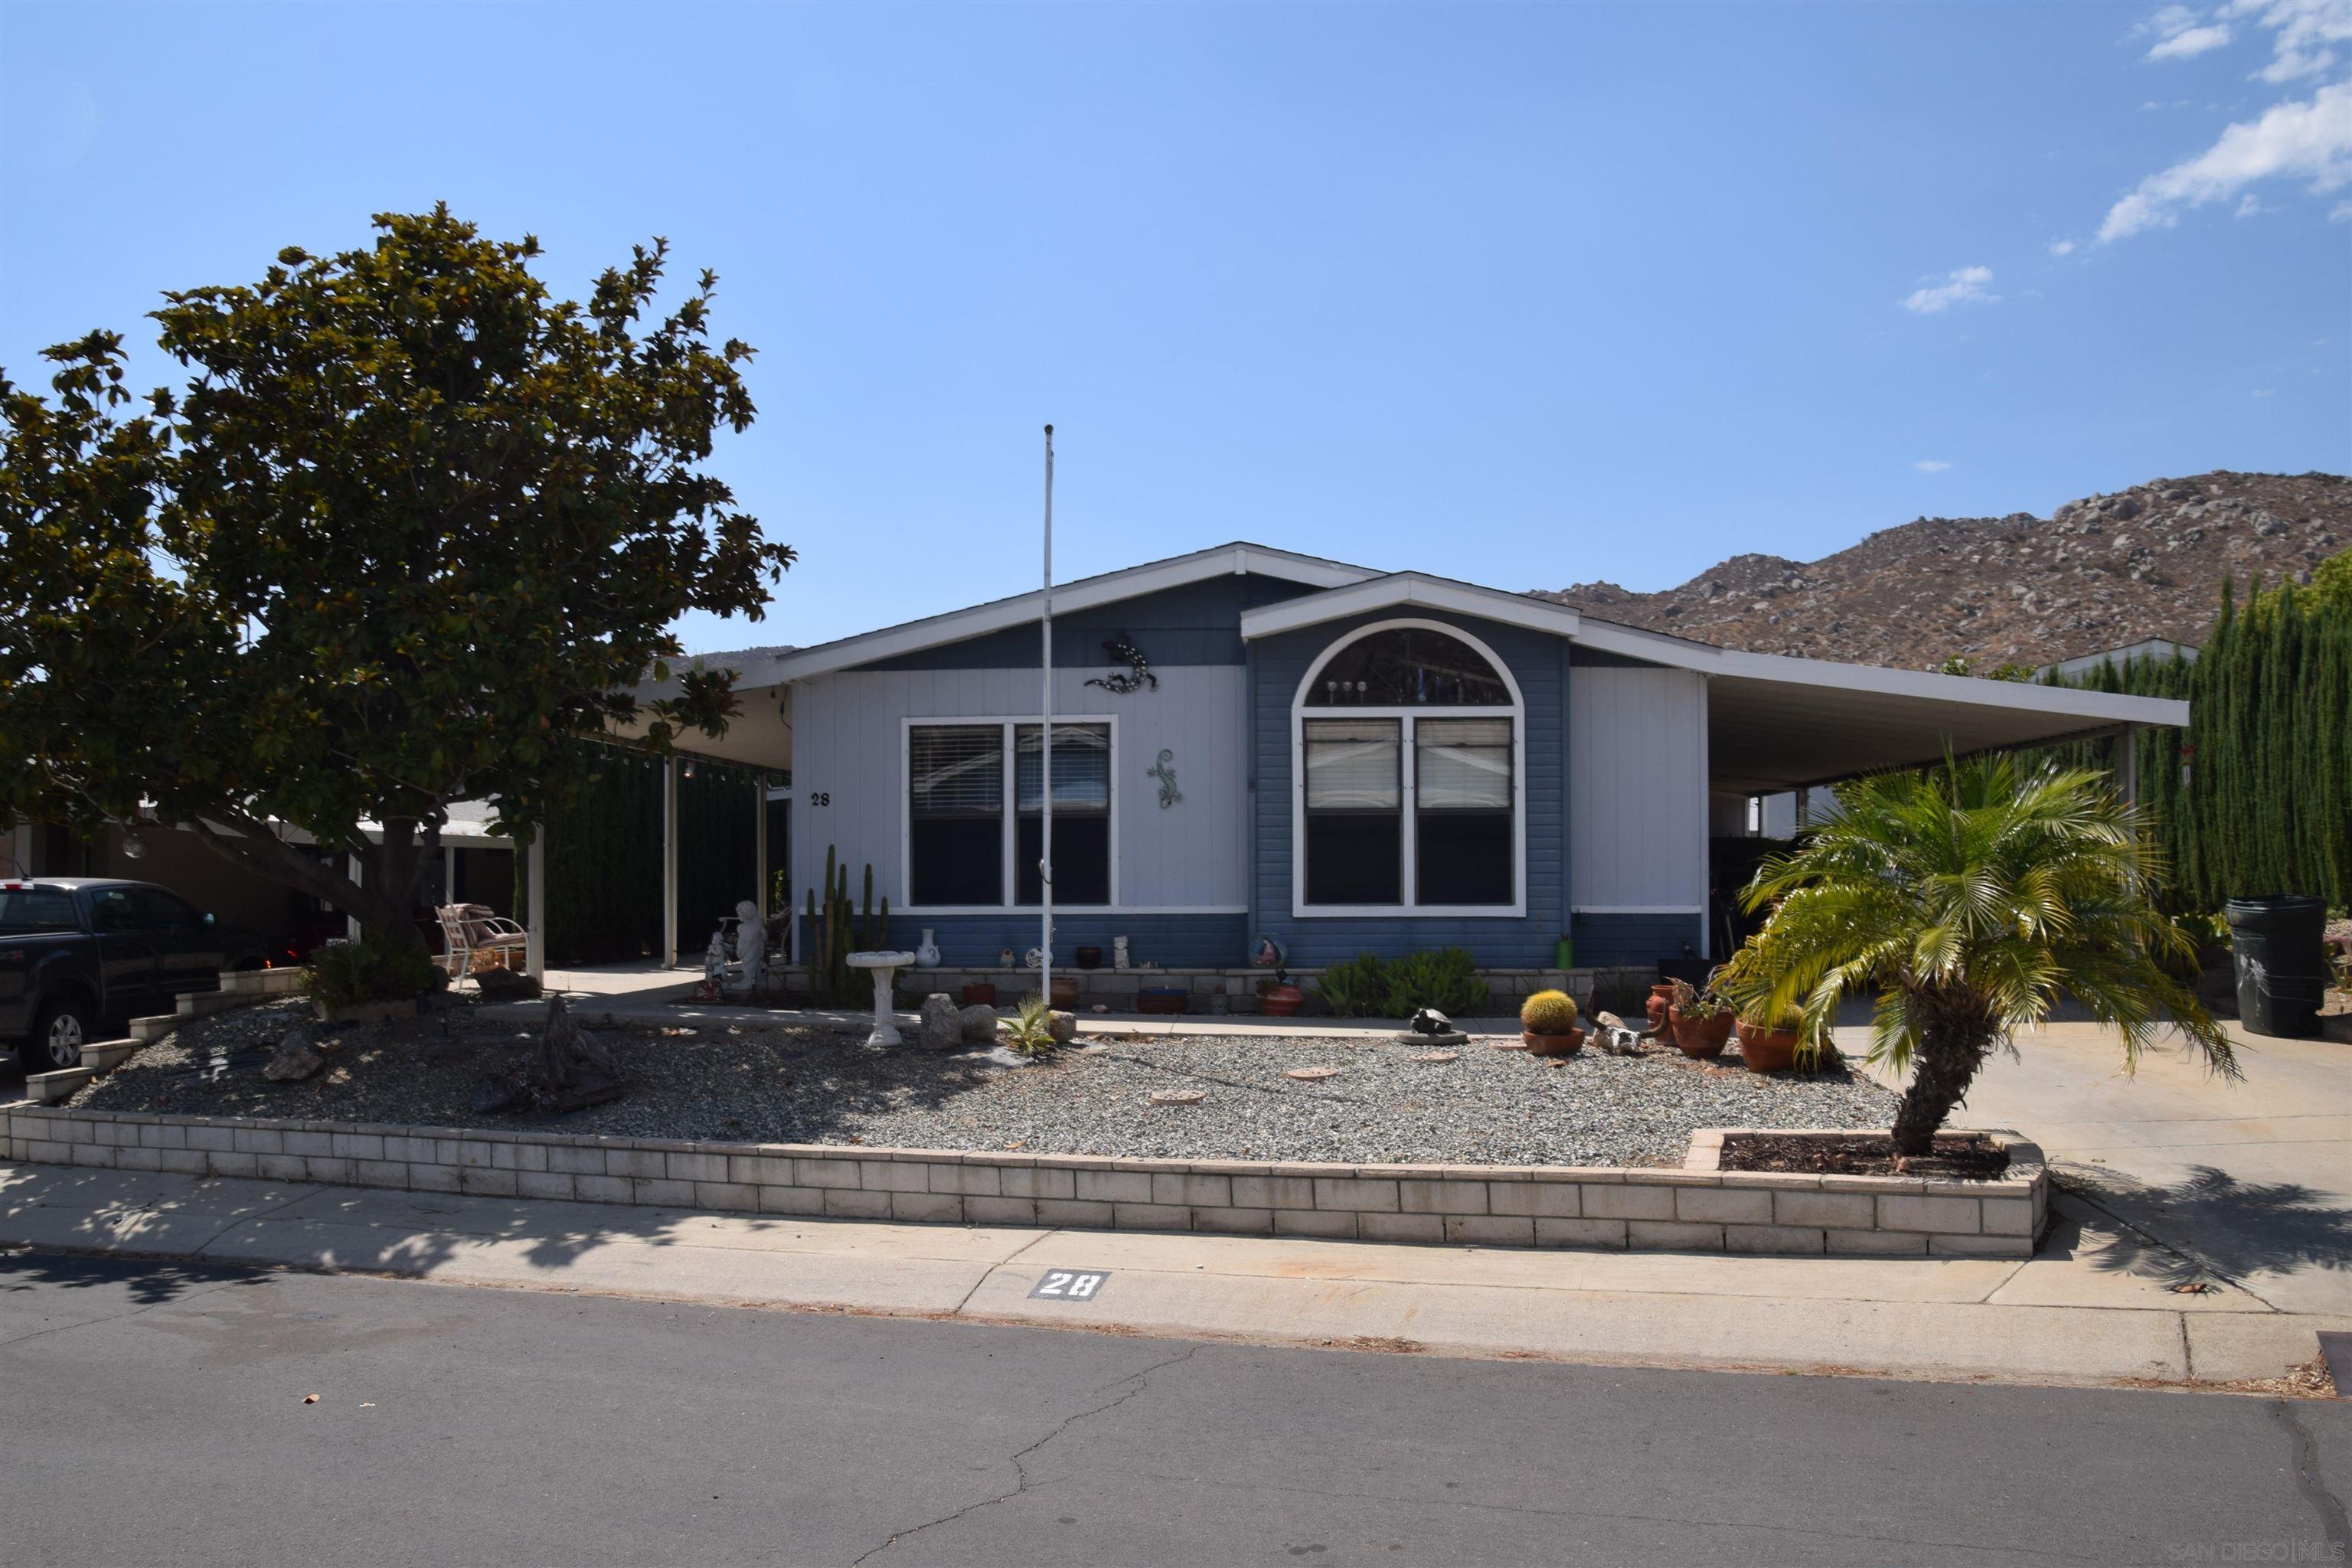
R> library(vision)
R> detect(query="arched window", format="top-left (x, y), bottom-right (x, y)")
top-left (1293, 620), bottom-right (1523, 914)
top-left (1304, 627), bottom-right (1511, 707)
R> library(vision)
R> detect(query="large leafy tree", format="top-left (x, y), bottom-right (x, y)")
top-left (1719, 755), bottom-right (2236, 1155)
top-left (1, 207), bottom-right (791, 949)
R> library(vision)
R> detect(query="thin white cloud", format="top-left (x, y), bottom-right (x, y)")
top-left (1915, 460), bottom-right (1952, 472)
top-left (2236, 191), bottom-right (2266, 213)
top-left (2227, 0), bottom-right (2352, 82)
top-left (2150, 21), bottom-right (2238, 58)
top-left (1900, 266), bottom-right (1998, 313)
top-left (2100, 78), bottom-right (2352, 239)
top-left (2253, 387), bottom-right (2278, 396)
top-left (2050, 238), bottom-right (2079, 256)
top-left (2333, 197), bottom-right (2352, 217)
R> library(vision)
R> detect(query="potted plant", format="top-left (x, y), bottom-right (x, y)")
top-left (1666, 978), bottom-right (1734, 1058)
top-left (1259, 975), bottom-right (1305, 1018)
top-left (961, 982), bottom-right (998, 1007)
top-left (1521, 989), bottom-right (1584, 1055)
top-left (1645, 980), bottom-right (1678, 1034)
top-left (1734, 1004), bottom-right (1805, 1073)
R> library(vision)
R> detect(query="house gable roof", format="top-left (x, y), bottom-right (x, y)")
top-left (756, 542), bottom-right (1378, 684)
top-left (1238, 570), bottom-right (2192, 738)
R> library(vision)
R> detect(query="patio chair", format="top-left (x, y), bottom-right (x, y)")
top-left (435, 903), bottom-right (529, 985)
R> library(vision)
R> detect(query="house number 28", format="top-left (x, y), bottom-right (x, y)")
top-left (1029, 1269), bottom-right (1111, 1300)
top-left (807, 792), bottom-right (830, 807)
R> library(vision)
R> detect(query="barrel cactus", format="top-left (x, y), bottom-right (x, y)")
top-left (1521, 989), bottom-right (1579, 1034)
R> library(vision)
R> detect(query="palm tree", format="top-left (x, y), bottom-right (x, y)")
top-left (1720, 754), bottom-right (2236, 1157)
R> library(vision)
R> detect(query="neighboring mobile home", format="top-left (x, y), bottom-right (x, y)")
top-left (630, 543), bottom-right (2189, 975)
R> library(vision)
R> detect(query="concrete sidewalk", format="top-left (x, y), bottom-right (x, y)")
top-left (4, 1161), bottom-right (2339, 1393)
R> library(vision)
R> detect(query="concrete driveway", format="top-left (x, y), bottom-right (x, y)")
top-left (1848, 1020), bottom-right (2352, 1317)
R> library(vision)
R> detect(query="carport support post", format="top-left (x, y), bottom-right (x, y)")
top-left (753, 776), bottom-right (769, 920)
top-left (2115, 724), bottom-right (2140, 810)
top-left (345, 854), bottom-right (363, 941)
top-left (524, 831), bottom-right (545, 981)
top-left (663, 757), bottom-right (681, 968)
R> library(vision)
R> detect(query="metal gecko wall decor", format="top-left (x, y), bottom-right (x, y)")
top-left (1147, 749), bottom-right (1181, 809)
top-left (1084, 635), bottom-right (1158, 694)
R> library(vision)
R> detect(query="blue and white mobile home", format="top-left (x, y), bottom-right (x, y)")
top-left (652, 544), bottom-right (2188, 977)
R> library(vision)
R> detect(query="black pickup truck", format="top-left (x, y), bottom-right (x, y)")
top-left (0, 878), bottom-right (267, 1073)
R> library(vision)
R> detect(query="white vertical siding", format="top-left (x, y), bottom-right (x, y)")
top-left (1568, 665), bottom-right (1709, 911)
top-left (789, 666), bottom-right (1246, 912)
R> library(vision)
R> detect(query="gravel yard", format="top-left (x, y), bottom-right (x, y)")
top-left (68, 998), bottom-right (1899, 1168)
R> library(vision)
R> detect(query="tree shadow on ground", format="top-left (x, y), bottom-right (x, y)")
top-left (0, 1248), bottom-right (274, 1308)
top-left (2052, 1163), bottom-right (2352, 1290)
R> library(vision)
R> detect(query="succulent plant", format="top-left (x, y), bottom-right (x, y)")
top-left (1520, 988), bottom-right (1579, 1034)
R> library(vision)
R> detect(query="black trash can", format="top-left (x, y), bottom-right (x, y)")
top-left (2223, 896), bottom-right (2331, 1039)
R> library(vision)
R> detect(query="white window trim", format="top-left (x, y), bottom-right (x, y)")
top-left (1289, 618), bottom-right (1527, 920)
top-left (899, 715), bottom-right (1121, 915)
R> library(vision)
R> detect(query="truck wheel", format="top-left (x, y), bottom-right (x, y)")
top-left (22, 998), bottom-right (93, 1073)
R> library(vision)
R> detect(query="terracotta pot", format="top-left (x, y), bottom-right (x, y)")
top-left (1645, 982), bottom-right (1677, 1034)
top-left (1260, 984), bottom-right (1305, 1018)
top-left (1735, 1021), bottom-right (1801, 1073)
top-left (1049, 976), bottom-right (1080, 1011)
top-left (961, 983), bottom-right (997, 1008)
top-left (1074, 946), bottom-right (1103, 970)
top-left (1523, 1026), bottom-right (1585, 1057)
top-left (1668, 1005), bottom-right (1733, 1058)
top-left (1137, 986), bottom-right (1188, 1015)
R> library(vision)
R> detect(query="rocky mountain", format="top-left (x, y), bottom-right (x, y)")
top-left (1537, 471), bottom-right (2348, 671)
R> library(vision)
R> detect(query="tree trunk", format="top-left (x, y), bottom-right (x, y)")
top-left (1890, 1012), bottom-right (1996, 1156)
top-left (364, 818), bottom-right (430, 953)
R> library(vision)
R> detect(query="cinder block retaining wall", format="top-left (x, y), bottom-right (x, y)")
top-left (0, 1106), bottom-right (2044, 1259)
top-left (772, 965), bottom-right (1662, 1014)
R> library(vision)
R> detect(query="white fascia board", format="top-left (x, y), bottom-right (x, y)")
top-left (1570, 619), bottom-right (2191, 727)
top-left (759, 544), bottom-right (1377, 686)
top-left (1240, 574), bottom-right (1583, 641)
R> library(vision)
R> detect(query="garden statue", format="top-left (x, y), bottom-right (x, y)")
top-left (692, 927), bottom-right (727, 1002)
top-left (1396, 1006), bottom-right (1469, 1048)
top-left (733, 900), bottom-right (768, 979)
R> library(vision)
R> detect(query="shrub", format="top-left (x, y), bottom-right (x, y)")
top-left (1380, 946), bottom-right (1486, 1018)
top-left (1315, 953), bottom-right (1392, 1018)
top-left (1521, 989), bottom-right (1579, 1034)
top-left (305, 939), bottom-right (441, 1011)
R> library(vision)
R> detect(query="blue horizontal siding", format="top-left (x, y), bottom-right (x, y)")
top-left (799, 913), bottom-right (1247, 970)
top-left (1251, 607), bottom-right (1570, 968)
top-left (1570, 913), bottom-right (1700, 968)
top-left (852, 577), bottom-right (1318, 671)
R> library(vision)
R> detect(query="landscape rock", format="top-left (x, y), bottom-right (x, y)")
top-left (262, 1031), bottom-right (325, 1081)
top-left (918, 994), bottom-right (962, 1051)
top-left (472, 967), bottom-right (541, 1002)
top-left (1048, 1009), bottom-right (1077, 1044)
top-left (958, 1004), bottom-right (999, 1044)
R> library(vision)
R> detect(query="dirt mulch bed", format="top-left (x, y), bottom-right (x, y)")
top-left (1719, 1130), bottom-right (2011, 1181)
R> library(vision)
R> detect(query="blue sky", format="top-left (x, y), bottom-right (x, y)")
top-left (5, 2), bottom-right (2347, 655)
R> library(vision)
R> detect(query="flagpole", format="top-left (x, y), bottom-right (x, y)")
top-left (1040, 423), bottom-right (1054, 1018)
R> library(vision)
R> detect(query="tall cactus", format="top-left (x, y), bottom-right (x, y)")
top-left (799, 846), bottom-right (881, 1005)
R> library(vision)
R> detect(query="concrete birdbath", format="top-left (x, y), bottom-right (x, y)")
top-left (845, 951), bottom-right (916, 1047)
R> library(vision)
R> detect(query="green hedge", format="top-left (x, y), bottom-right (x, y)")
top-left (512, 745), bottom-right (771, 968)
top-left (2037, 564), bottom-right (2350, 911)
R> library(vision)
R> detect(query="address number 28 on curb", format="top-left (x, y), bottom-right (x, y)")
top-left (1030, 1269), bottom-right (1111, 1301)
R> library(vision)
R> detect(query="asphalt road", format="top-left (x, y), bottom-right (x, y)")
top-left (2, 1251), bottom-right (2345, 1568)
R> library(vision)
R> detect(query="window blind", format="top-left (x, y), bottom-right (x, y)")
top-left (1305, 719), bottom-right (1401, 810)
